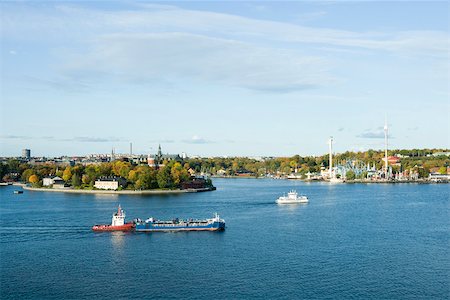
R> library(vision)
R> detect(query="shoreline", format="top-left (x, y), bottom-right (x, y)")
top-left (211, 176), bottom-right (448, 184)
top-left (21, 186), bottom-right (215, 195)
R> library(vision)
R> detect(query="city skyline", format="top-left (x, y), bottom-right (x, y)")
top-left (1, 1), bottom-right (449, 157)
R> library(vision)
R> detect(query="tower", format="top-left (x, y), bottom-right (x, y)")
top-left (22, 149), bottom-right (31, 160)
top-left (154, 144), bottom-right (163, 169)
top-left (384, 116), bottom-right (388, 179)
top-left (130, 142), bottom-right (133, 156)
top-left (111, 147), bottom-right (115, 162)
top-left (157, 144), bottom-right (162, 157)
top-left (328, 136), bottom-right (333, 178)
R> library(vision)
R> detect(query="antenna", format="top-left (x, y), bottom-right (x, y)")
top-left (328, 136), bottom-right (333, 179)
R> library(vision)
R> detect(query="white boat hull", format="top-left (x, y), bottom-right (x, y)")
top-left (276, 190), bottom-right (309, 204)
top-left (276, 198), bottom-right (309, 204)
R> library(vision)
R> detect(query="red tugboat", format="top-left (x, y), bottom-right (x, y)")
top-left (92, 205), bottom-right (134, 232)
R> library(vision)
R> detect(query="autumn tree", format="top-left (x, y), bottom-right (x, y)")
top-left (438, 166), bottom-right (447, 175)
top-left (82, 174), bottom-right (91, 185)
top-left (128, 170), bottom-right (138, 183)
top-left (62, 167), bottom-right (72, 182)
top-left (21, 169), bottom-right (35, 182)
top-left (28, 174), bottom-right (39, 184)
top-left (112, 161), bottom-right (131, 178)
top-left (171, 162), bottom-right (189, 187)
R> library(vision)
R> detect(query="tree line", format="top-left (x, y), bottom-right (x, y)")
top-left (0, 159), bottom-right (195, 190)
top-left (184, 148), bottom-right (449, 178)
top-left (0, 148), bottom-right (448, 185)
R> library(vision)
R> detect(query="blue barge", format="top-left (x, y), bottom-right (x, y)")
top-left (135, 213), bottom-right (225, 232)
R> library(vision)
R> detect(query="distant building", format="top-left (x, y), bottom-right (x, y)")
top-left (148, 145), bottom-right (182, 168)
top-left (429, 173), bottom-right (450, 181)
top-left (43, 176), bottom-right (66, 188)
top-left (382, 156), bottom-right (401, 166)
top-left (94, 176), bottom-right (126, 190)
top-left (216, 169), bottom-right (227, 176)
top-left (432, 152), bottom-right (450, 157)
top-left (22, 149), bottom-right (31, 159)
top-left (181, 177), bottom-right (209, 189)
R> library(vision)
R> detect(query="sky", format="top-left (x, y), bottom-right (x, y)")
top-left (1, 1), bottom-right (449, 157)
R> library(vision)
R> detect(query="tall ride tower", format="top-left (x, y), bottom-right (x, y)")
top-left (328, 136), bottom-right (333, 179)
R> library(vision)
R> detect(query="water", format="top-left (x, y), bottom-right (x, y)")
top-left (1, 179), bottom-right (449, 299)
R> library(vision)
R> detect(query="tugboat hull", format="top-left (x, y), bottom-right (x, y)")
top-left (92, 223), bottom-right (134, 232)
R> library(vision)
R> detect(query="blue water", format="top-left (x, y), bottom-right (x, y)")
top-left (1, 179), bottom-right (449, 299)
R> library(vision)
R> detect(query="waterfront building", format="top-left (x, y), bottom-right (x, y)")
top-left (43, 176), bottom-right (64, 187)
top-left (216, 169), bottom-right (227, 176)
top-left (94, 176), bottom-right (126, 190)
top-left (429, 173), bottom-right (450, 182)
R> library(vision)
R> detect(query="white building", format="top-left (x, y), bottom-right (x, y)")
top-left (43, 176), bottom-right (64, 187)
top-left (94, 177), bottom-right (126, 190)
top-left (429, 173), bottom-right (450, 182)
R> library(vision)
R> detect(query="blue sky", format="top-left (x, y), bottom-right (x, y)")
top-left (1, 1), bottom-right (449, 157)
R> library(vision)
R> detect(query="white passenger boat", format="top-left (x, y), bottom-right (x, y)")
top-left (276, 190), bottom-right (308, 204)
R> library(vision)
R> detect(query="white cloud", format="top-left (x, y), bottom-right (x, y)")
top-left (1, 3), bottom-right (448, 93)
top-left (1, 4), bottom-right (447, 55)
top-left (182, 135), bottom-right (214, 144)
top-left (61, 32), bottom-right (331, 92)
top-left (357, 128), bottom-right (393, 139)
top-left (0, 134), bottom-right (31, 139)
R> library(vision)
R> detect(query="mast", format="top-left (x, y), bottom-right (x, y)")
top-left (384, 116), bottom-right (388, 179)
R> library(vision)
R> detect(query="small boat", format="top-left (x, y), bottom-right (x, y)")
top-left (13, 190), bottom-right (23, 194)
top-left (276, 190), bottom-right (308, 204)
top-left (92, 205), bottom-right (134, 232)
top-left (134, 213), bottom-right (225, 232)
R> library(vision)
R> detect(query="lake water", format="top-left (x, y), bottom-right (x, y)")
top-left (1, 179), bottom-right (449, 299)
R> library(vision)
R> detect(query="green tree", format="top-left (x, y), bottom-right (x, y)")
top-left (135, 179), bottom-right (145, 190)
top-left (7, 159), bottom-right (20, 173)
top-left (418, 167), bottom-right (429, 178)
top-left (0, 163), bottom-right (8, 181)
top-left (438, 166), bottom-right (447, 175)
top-left (56, 169), bottom-right (63, 177)
top-left (135, 168), bottom-right (158, 190)
top-left (157, 165), bottom-right (173, 189)
top-left (72, 174), bottom-right (81, 187)
top-left (358, 171), bottom-right (368, 179)
top-left (346, 170), bottom-right (356, 180)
